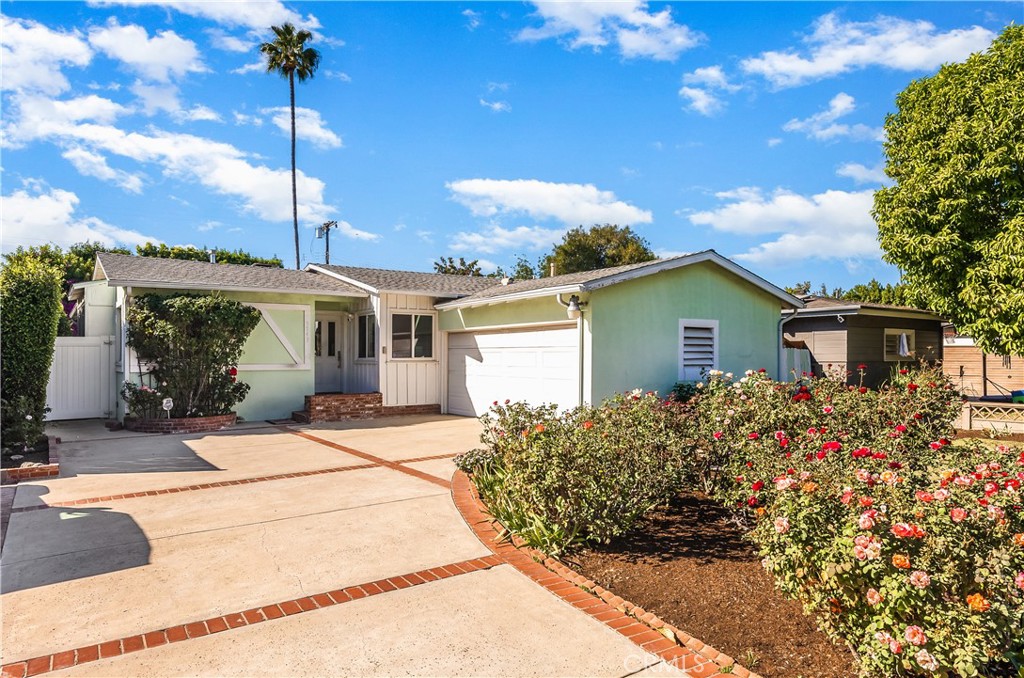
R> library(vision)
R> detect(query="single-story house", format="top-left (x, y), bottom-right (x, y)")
top-left (941, 326), bottom-right (1024, 399)
top-left (61, 250), bottom-right (802, 423)
top-left (781, 295), bottom-right (944, 388)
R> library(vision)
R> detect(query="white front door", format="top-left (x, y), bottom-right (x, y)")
top-left (447, 326), bottom-right (579, 417)
top-left (314, 313), bottom-right (344, 393)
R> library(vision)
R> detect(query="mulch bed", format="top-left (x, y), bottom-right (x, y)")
top-left (1, 437), bottom-right (49, 469)
top-left (571, 492), bottom-right (858, 678)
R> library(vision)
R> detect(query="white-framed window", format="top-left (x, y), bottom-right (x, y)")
top-left (356, 313), bottom-right (376, 360)
top-left (678, 319), bottom-right (718, 382)
top-left (391, 313), bottom-right (434, 359)
top-left (884, 328), bottom-right (916, 361)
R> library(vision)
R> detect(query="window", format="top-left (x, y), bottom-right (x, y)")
top-left (678, 319), bottom-right (718, 382)
top-left (357, 313), bottom-right (375, 360)
top-left (391, 313), bottom-right (433, 359)
top-left (884, 328), bottom-right (916, 361)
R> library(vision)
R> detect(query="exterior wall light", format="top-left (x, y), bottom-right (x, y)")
top-left (566, 295), bottom-right (584, 320)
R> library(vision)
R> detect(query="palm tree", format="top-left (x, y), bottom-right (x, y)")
top-left (260, 23), bottom-right (321, 269)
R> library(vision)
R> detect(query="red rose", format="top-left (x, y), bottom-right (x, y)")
top-left (751, 480), bottom-right (764, 492)
top-left (908, 383), bottom-right (919, 391)
top-left (859, 386), bottom-right (868, 394)
top-left (229, 367), bottom-right (238, 376)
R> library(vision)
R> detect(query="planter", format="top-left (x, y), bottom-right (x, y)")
top-left (125, 412), bottom-right (237, 434)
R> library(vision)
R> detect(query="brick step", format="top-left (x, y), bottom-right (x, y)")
top-left (291, 410), bottom-right (311, 424)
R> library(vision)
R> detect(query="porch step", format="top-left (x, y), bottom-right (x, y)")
top-left (291, 410), bottom-right (311, 424)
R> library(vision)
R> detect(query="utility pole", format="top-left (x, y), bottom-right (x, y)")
top-left (316, 220), bottom-right (339, 264)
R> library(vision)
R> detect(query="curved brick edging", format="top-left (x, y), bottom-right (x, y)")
top-left (125, 412), bottom-right (236, 434)
top-left (451, 470), bottom-right (762, 678)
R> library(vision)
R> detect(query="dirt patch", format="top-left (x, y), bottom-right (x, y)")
top-left (1, 437), bottom-right (49, 469)
top-left (571, 493), bottom-right (858, 678)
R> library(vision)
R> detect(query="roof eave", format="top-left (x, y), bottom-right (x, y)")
top-left (103, 279), bottom-right (368, 298)
top-left (305, 264), bottom-right (381, 294)
top-left (434, 283), bottom-right (585, 310)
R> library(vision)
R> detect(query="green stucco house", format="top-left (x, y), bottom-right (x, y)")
top-left (62, 251), bottom-right (801, 423)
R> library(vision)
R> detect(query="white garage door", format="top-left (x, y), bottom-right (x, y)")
top-left (447, 326), bottom-right (579, 417)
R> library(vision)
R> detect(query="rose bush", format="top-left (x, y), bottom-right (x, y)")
top-left (694, 367), bottom-right (1023, 676)
top-left (456, 391), bottom-right (688, 555)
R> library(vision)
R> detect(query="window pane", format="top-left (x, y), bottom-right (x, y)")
top-left (367, 315), bottom-right (375, 359)
top-left (414, 315), bottom-right (433, 358)
top-left (327, 321), bottom-right (336, 357)
top-left (314, 320), bottom-right (322, 357)
top-left (358, 315), bottom-right (368, 358)
top-left (392, 314), bottom-right (412, 358)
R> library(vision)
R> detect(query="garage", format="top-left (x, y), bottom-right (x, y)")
top-left (446, 326), bottom-right (580, 417)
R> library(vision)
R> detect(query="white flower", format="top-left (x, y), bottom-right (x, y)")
top-left (725, 372), bottom-right (734, 380)
top-left (25, 414), bottom-right (33, 421)
top-left (696, 382), bottom-right (704, 389)
top-left (915, 649), bottom-right (939, 671)
top-left (745, 369), bottom-right (754, 377)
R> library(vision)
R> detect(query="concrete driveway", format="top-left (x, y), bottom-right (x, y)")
top-left (1, 416), bottom-right (678, 677)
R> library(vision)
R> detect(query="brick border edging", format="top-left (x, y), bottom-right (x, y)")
top-left (124, 413), bottom-right (237, 435)
top-left (1, 438), bottom-right (61, 486)
top-left (451, 470), bottom-right (762, 678)
top-left (0, 555), bottom-right (503, 678)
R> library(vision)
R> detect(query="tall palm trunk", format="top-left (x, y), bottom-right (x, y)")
top-left (289, 71), bottom-right (299, 270)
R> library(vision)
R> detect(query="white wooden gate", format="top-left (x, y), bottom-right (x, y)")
top-left (45, 336), bottom-right (116, 420)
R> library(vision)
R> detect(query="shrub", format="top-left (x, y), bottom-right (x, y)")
top-left (125, 294), bottom-right (261, 418)
top-left (457, 391), bottom-right (688, 555)
top-left (0, 257), bottom-right (63, 449)
top-left (696, 367), bottom-right (1023, 676)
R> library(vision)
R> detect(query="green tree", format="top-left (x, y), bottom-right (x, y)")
top-left (260, 23), bottom-right (322, 270)
top-left (843, 279), bottom-right (912, 306)
top-left (539, 224), bottom-right (655, 277)
top-left (433, 256), bottom-right (482, 276)
top-left (874, 25), bottom-right (1024, 355)
top-left (135, 243), bottom-right (283, 267)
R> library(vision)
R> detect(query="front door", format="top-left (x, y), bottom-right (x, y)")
top-left (314, 313), bottom-right (344, 392)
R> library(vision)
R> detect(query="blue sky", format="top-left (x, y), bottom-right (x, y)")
top-left (1, 2), bottom-right (1019, 289)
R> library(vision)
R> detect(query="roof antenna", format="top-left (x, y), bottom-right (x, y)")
top-left (207, 249), bottom-right (216, 264)
top-left (550, 262), bottom-right (556, 276)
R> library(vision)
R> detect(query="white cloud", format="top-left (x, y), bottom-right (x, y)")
top-left (231, 61), bottom-right (265, 75)
top-left (480, 99), bottom-right (511, 113)
top-left (62, 147), bottom-right (145, 193)
top-left (88, 20), bottom-right (205, 82)
top-left (0, 184), bottom-right (157, 250)
top-left (0, 16), bottom-right (92, 95)
top-left (837, 162), bottom-right (888, 184)
top-left (487, 82), bottom-right (509, 93)
top-left (463, 9), bottom-right (482, 31)
top-left (205, 28), bottom-right (253, 53)
top-left (261, 106), bottom-right (342, 149)
top-left (450, 224), bottom-right (566, 255)
top-left (416, 230), bottom-right (434, 243)
top-left (197, 220), bottom-right (221, 232)
top-left (89, 1), bottom-right (320, 31)
top-left (337, 220), bottom-right (379, 241)
top-left (447, 178), bottom-right (653, 226)
top-left (688, 186), bottom-right (879, 266)
top-left (517, 1), bottom-right (702, 61)
top-left (476, 258), bottom-right (499, 273)
top-left (233, 111), bottom-right (263, 126)
top-left (679, 86), bottom-right (722, 116)
top-left (131, 81), bottom-right (182, 115)
top-left (3, 95), bottom-right (336, 224)
top-left (679, 65), bottom-right (740, 116)
top-left (325, 70), bottom-right (352, 82)
top-left (742, 12), bottom-right (995, 88)
top-left (177, 105), bottom-right (221, 123)
top-left (783, 93), bottom-right (883, 142)
top-left (0, 93), bottom-right (131, 148)
top-left (767, 138), bottom-right (783, 148)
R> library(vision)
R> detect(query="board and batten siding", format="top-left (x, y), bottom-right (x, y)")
top-left (379, 293), bottom-right (440, 407)
top-left (346, 296), bottom-right (380, 394)
top-left (943, 345), bottom-right (1024, 397)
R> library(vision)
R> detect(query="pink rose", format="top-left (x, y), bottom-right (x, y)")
top-left (909, 571), bottom-right (931, 588)
top-left (950, 507), bottom-right (968, 522)
top-left (934, 488), bottom-right (950, 501)
top-left (1015, 572), bottom-right (1024, 590)
top-left (858, 510), bottom-right (878, 530)
top-left (915, 650), bottom-right (939, 671)
top-left (866, 588), bottom-right (883, 606)
top-left (773, 516), bottom-right (790, 534)
top-left (905, 626), bottom-right (927, 646)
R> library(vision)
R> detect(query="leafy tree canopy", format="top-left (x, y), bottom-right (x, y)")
top-left (784, 279), bottom-right (914, 307)
top-left (539, 224), bottom-right (655, 277)
top-left (489, 255), bottom-right (539, 280)
top-left (135, 243), bottom-right (283, 267)
top-left (433, 256), bottom-right (482, 276)
top-left (873, 25), bottom-right (1024, 355)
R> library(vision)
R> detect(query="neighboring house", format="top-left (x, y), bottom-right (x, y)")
top-left (942, 327), bottom-right (1024, 399)
top-left (60, 250), bottom-right (801, 423)
top-left (782, 296), bottom-right (944, 388)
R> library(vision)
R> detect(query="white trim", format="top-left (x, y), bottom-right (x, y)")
top-left (443, 318), bottom-right (583, 334)
top-left (305, 265), bottom-right (380, 294)
top-left (242, 303), bottom-right (311, 370)
top-left (434, 251), bottom-right (803, 311)
top-left (354, 310), bottom-right (377, 361)
top-left (388, 310), bottom-right (437, 360)
top-left (678, 318), bottom-right (719, 382)
top-left (103, 278), bottom-right (367, 298)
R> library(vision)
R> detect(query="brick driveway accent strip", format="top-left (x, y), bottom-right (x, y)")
top-left (450, 471), bottom-right (760, 678)
top-left (0, 556), bottom-right (503, 678)
top-left (284, 428), bottom-right (450, 488)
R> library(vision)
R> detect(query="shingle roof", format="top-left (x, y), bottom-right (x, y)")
top-left (312, 264), bottom-right (501, 297)
top-left (798, 295), bottom-right (936, 315)
top-left (96, 253), bottom-right (367, 297)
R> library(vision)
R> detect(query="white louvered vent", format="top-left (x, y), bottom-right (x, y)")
top-left (679, 320), bottom-right (718, 382)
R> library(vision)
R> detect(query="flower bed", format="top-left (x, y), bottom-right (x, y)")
top-left (124, 412), bottom-right (236, 434)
